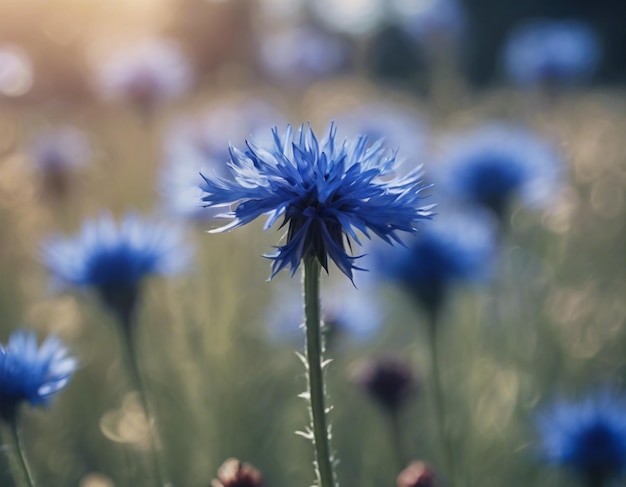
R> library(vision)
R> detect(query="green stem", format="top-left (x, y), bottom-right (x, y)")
top-left (427, 309), bottom-right (457, 487)
top-left (4, 417), bottom-right (37, 487)
top-left (389, 409), bottom-right (407, 474)
top-left (303, 257), bottom-right (336, 487)
top-left (117, 314), bottom-right (170, 487)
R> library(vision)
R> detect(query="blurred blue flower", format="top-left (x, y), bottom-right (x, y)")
top-left (265, 278), bottom-right (383, 344)
top-left (29, 126), bottom-right (91, 199)
top-left (391, 0), bottom-right (465, 46)
top-left (0, 330), bottom-right (76, 420)
top-left (42, 212), bottom-right (191, 322)
top-left (372, 210), bottom-right (496, 313)
top-left (537, 394), bottom-right (626, 485)
top-left (200, 124), bottom-right (433, 280)
top-left (93, 38), bottom-right (193, 110)
top-left (333, 103), bottom-right (427, 163)
top-left (435, 123), bottom-right (561, 219)
top-left (503, 20), bottom-right (600, 88)
top-left (159, 99), bottom-right (283, 221)
top-left (257, 25), bottom-right (350, 85)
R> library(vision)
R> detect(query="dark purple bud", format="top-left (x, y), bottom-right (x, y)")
top-left (353, 356), bottom-right (416, 412)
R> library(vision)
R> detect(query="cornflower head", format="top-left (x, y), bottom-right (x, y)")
top-left (503, 20), bottom-right (600, 89)
top-left (160, 100), bottom-right (282, 221)
top-left (266, 278), bottom-right (383, 344)
top-left (536, 393), bottom-right (626, 486)
top-left (258, 25), bottom-right (350, 85)
top-left (41, 212), bottom-right (191, 324)
top-left (435, 123), bottom-right (561, 221)
top-left (0, 330), bottom-right (76, 421)
top-left (373, 210), bottom-right (496, 314)
top-left (200, 123), bottom-right (433, 281)
top-left (93, 38), bottom-right (193, 112)
top-left (28, 126), bottom-right (91, 200)
top-left (352, 356), bottom-right (416, 413)
top-left (392, 0), bottom-right (465, 47)
top-left (333, 103), bottom-right (427, 163)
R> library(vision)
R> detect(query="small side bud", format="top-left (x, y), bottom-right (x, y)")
top-left (352, 356), bottom-right (416, 412)
top-left (397, 461), bottom-right (436, 487)
top-left (212, 458), bottom-right (263, 487)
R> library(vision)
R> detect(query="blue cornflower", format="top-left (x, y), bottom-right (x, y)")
top-left (159, 99), bottom-right (283, 221)
top-left (503, 20), bottom-right (600, 88)
top-left (435, 123), bottom-right (561, 219)
top-left (266, 278), bottom-right (383, 344)
top-left (29, 126), bottom-right (91, 200)
top-left (333, 103), bottom-right (427, 164)
top-left (537, 394), bottom-right (626, 485)
top-left (200, 124), bottom-right (433, 280)
top-left (42, 212), bottom-right (191, 322)
top-left (373, 210), bottom-right (496, 313)
top-left (258, 25), bottom-right (350, 85)
top-left (0, 330), bottom-right (76, 420)
top-left (93, 38), bottom-right (193, 111)
top-left (392, 0), bottom-right (465, 47)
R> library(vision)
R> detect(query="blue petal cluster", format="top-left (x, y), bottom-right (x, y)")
top-left (42, 212), bottom-right (190, 319)
top-left (160, 99), bottom-right (282, 221)
top-left (504, 20), bottom-right (600, 87)
top-left (436, 124), bottom-right (560, 219)
top-left (373, 210), bottom-right (495, 312)
top-left (200, 124), bottom-right (433, 280)
top-left (537, 394), bottom-right (626, 484)
top-left (0, 330), bottom-right (76, 419)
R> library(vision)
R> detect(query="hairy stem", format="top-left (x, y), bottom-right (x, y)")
top-left (427, 309), bottom-right (458, 487)
top-left (118, 312), bottom-right (170, 487)
top-left (303, 257), bottom-right (336, 487)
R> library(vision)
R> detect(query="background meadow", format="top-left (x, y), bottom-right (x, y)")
top-left (0, 0), bottom-right (625, 486)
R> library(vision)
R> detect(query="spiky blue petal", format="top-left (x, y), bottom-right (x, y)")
top-left (0, 330), bottom-right (76, 419)
top-left (41, 212), bottom-right (191, 318)
top-left (200, 124), bottom-right (433, 280)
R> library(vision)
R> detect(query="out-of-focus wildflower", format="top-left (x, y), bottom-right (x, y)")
top-left (373, 210), bottom-right (496, 314)
top-left (435, 123), bottom-right (561, 220)
top-left (353, 356), bottom-right (416, 413)
top-left (503, 20), bottom-right (600, 88)
top-left (212, 458), bottom-right (263, 487)
top-left (266, 278), bottom-right (383, 345)
top-left (200, 124), bottom-right (433, 281)
top-left (397, 461), bottom-right (436, 487)
top-left (391, 0), bottom-right (465, 47)
top-left (257, 25), bottom-right (350, 85)
top-left (333, 103), bottom-right (427, 162)
top-left (159, 100), bottom-right (282, 221)
top-left (309, 0), bottom-right (386, 36)
top-left (28, 126), bottom-right (91, 200)
top-left (537, 394), bottom-right (626, 486)
top-left (0, 330), bottom-right (76, 421)
top-left (41, 212), bottom-right (191, 323)
top-left (93, 39), bottom-right (193, 111)
top-left (0, 45), bottom-right (33, 97)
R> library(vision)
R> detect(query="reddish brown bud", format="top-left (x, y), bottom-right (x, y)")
top-left (397, 461), bottom-right (436, 487)
top-left (212, 458), bottom-right (263, 487)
